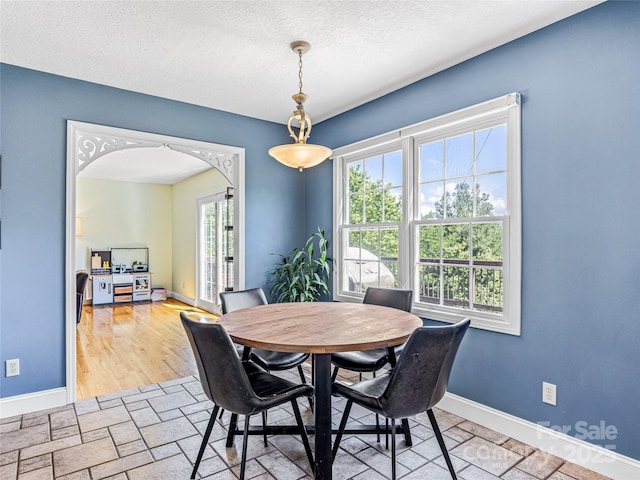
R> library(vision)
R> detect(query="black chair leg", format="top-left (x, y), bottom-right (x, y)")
top-left (385, 418), bottom-right (389, 449)
top-left (373, 371), bottom-right (380, 443)
top-left (262, 411), bottom-right (268, 447)
top-left (427, 409), bottom-right (457, 480)
top-left (226, 413), bottom-right (238, 447)
top-left (297, 364), bottom-right (314, 410)
top-left (239, 415), bottom-right (251, 480)
top-left (291, 399), bottom-right (314, 469)
top-left (331, 366), bottom-right (339, 382)
top-left (191, 405), bottom-right (219, 479)
top-left (332, 400), bottom-right (353, 460)
top-left (218, 408), bottom-right (225, 420)
top-left (297, 364), bottom-right (307, 383)
top-left (401, 418), bottom-right (413, 446)
top-left (391, 418), bottom-right (397, 480)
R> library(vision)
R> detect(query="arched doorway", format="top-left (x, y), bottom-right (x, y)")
top-left (65, 120), bottom-right (245, 403)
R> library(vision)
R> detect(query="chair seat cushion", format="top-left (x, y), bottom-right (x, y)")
top-left (331, 349), bottom-right (388, 372)
top-left (333, 372), bottom-right (391, 416)
top-left (243, 361), bottom-right (313, 411)
top-left (250, 349), bottom-right (309, 371)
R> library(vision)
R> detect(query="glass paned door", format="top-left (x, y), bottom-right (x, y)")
top-left (197, 190), bottom-right (231, 312)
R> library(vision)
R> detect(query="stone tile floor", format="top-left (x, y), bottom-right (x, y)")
top-left (0, 367), bottom-right (612, 480)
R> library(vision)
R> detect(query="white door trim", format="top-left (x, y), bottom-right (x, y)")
top-left (195, 190), bottom-right (226, 313)
top-left (65, 120), bottom-right (245, 404)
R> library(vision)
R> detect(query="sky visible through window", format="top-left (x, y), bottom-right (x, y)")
top-left (419, 125), bottom-right (507, 218)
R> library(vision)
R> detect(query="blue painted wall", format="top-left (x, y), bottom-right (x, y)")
top-left (0, 65), bottom-right (306, 398)
top-left (2, 0), bottom-right (639, 463)
top-left (309, 1), bottom-right (640, 459)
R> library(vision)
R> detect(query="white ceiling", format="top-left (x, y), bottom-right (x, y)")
top-left (1, 0), bottom-right (602, 183)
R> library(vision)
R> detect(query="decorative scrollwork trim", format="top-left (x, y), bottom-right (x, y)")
top-left (166, 145), bottom-right (234, 184)
top-left (77, 135), bottom-right (159, 171)
top-left (71, 121), bottom-right (240, 187)
top-left (76, 133), bottom-right (235, 185)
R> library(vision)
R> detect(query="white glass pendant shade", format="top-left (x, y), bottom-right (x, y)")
top-left (269, 143), bottom-right (332, 170)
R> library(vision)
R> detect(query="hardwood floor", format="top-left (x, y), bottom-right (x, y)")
top-left (76, 298), bottom-right (215, 400)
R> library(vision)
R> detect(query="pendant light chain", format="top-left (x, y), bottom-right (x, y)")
top-left (298, 48), bottom-right (304, 95)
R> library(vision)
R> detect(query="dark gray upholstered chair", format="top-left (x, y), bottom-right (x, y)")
top-left (332, 319), bottom-right (471, 480)
top-left (330, 287), bottom-right (413, 381)
top-left (219, 288), bottom-right (310, 383)
top-left (180, 313), bottom-right (314, 480)
top-left (76, 271), bottom-right (89, 324)
top-left (331, 287), bottom-right (414, 444)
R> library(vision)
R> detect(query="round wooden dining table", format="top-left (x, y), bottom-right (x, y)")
top-left (218, 301), bottom-right (422, 480)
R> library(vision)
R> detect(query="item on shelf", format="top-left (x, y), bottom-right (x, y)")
top-left (90, 250), bottom-right (112, 274)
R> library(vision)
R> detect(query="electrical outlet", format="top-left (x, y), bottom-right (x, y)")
top-left (6, 359), bottom-right (20, 377)
top-left (542, 381), bottom-right (556, 405)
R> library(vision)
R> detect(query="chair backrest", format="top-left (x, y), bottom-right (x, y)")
top-left (76, 271), bottom-right (90, 323)
top-left (379, 319), bottom-right (470, 419)
top-left (219, 288), bottom-right (267, 314)
top-left (180, 312), bottom-right (260, 415)
top-left (76, 271), bottom-right (89, 294)
top-left (363, 287), bottom-right (413, 312)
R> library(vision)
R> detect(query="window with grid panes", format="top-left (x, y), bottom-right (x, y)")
top-left (333, 94), bottom-right (521, 334)
top-left (416, 125), bottom-right (506, 314)
top-left (342, 148), bottom-right (403, 293)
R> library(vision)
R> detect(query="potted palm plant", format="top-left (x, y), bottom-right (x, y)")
top-left (270, 228), bottom-right (332, 302)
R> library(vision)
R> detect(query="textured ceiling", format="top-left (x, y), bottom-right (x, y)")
top-left (1, 0), bottom-right (603, 125)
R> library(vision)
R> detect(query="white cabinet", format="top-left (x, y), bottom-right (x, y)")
top-left (92, 276), bottom-right (113, 305)
top-left (133, 273), bottom-right (151, 302)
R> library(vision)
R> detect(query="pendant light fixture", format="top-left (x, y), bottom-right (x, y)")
top-left (268, 41), bottom-right (332, 172)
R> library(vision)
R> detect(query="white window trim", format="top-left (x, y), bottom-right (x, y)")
top-left (333, 93), bottom-right (521, 335)
top-left (334, 140), bottom-right (406, 301)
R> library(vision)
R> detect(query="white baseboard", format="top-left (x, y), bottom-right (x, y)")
top-left (168, 291), bottom-right (195, 306)
top-left (439, 392), bottom-right (639, 479)
top-left (169, 292), bottom-right (220, 315)
top-left (0, 387), bottom-right (68, 418)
